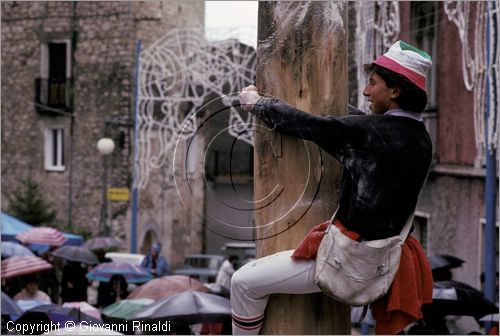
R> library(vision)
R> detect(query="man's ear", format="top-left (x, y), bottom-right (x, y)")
top-left (390, 86), bottom-right (401, 99)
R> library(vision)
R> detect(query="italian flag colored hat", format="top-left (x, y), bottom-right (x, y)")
top-left (371, 40), bottom-right (432, 92)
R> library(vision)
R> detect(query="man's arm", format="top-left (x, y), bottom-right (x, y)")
top-left (253, 97), bottom-right (368, 155)
top-left (240, 86), bottom-right (369, 159)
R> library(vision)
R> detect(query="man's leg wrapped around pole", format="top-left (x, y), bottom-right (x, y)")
top-left (231, 250), bottom-right (321, 335)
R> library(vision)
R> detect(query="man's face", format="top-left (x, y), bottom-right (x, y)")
top-left (26, 282), bottom-right (38, 295)
top-left (362, 72), bottom-right (399, 114)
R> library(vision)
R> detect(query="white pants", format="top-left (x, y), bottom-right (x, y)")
top-left (230, 250), bottom-right (321, 335)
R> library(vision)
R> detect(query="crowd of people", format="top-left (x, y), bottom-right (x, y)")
top-left (2, 242), bottom-right (174, 310)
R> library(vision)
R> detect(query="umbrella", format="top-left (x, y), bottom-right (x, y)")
top-left (83, 237), bottom-right (123, 251)
top-left (62, 232), bottom-right (85, 246)
top-left (131, 291), bottom-right (231, 324)
top-left (27, 232), bottom-right (85, 255)
top-left (1, 242), bottom-right (34, 258)
top-left (16, 227), bottom-right (67, 246)
top-left (16, 299), bottom-right (50, 312)
top-left (127, 275), bottom-right (209, 300)
top-left (1, 213), bottom-right (84, 254)
top-left (426, 280), bottom-right (499, 319)
top-left (102, 298), bottom-right (154, 320)
top-left (0, 213), bottom-right (33, 241)
top-left (204, 283), bottom-right (230, 298)
top-left (480, 314), bottom-right (499, 322)
top-left (15, 303), bottom-right (102, 326)
top-left (1, 291), bottom-right (23, 316)
top-left (45, 324), bottom-right (124, 335)
top-left (86, 262), bottom-right (152, 284)
top-left (1, 255), bottom-right (53, 279)
top-left (62, 302), bottom-right (101, 320)
top-left (52, 246), bottom-right (98, 265)
top-left (428, 255), bottom-right (464, 271)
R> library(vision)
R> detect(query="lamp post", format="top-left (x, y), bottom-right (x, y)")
top-left (97, 138), bottom-right (115, 236)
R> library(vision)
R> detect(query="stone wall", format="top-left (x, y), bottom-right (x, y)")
top-left (1, 1), bottom-right (205, 267)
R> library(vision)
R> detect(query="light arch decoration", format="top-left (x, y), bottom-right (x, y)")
top-left (444, 1), bottom-right (499, 165)
top-left (135, 28), bottom-right (257, 189)
top-left (355, 1), bottom-right (400, 111)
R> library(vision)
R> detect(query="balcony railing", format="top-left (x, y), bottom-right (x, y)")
top-left (35, 78), bottom-right (73, 114)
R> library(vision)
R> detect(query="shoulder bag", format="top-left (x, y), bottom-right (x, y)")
top-left (314, 208), bottom-right (415, 306)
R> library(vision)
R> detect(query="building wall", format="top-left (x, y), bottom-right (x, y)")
top-left (397, 2), bottom-right (495, 294)
top-left (1, 1), bottom-right (205, 268)
top-left (130, 1), bottom-right (205, 269)
top-left (436, 4), bottom-right (477, 165)
top-left (419, 173), bottom-right (486, 287)
top-left (1, 2), bottom-right (135, 236)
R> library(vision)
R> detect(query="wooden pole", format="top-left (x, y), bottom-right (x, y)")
top-left (254, 2), bottom-right (350, 334)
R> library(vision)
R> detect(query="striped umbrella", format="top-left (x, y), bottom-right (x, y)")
top-left (86, 262), bottom-right (152, 284)
top-left (1, 255), bottom-right (53, 279)
top-left (16, 227), bottom-right (67, 246)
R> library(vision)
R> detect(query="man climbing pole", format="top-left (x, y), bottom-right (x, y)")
top-left (240, 3), bottom-right (350, 334)
top-left (231, 40), bottom-right (434, 335)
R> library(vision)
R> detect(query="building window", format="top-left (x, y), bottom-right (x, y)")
top-left (44, 127), bottom-right (65, 171)
top-left (410, 1), bottom-right (438, 109)
top-left (36, 39), bottom-right (72, 112)
top-left (410, 2), bottom-right (439, 164)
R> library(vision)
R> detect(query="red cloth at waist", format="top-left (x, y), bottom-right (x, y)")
top-left (291, 219), bottom-right (433, 334)
top-left (291, 219), bottom-right (360, 259)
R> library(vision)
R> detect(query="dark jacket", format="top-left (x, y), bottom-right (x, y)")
top-left (61, 262), bottom-right (88, 303)
top-left (252, 98), bottom-right (432, 240)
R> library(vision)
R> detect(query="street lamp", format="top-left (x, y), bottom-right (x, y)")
top-left (97, 138), bottom-right (115, 236)
top-left (97, 138), bottom-right (115, 155)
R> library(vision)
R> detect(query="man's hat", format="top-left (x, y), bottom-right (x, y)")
top-left (370, 40), bottom-right (432, 92)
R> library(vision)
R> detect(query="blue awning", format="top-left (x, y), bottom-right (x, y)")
top-left (1, 212), bottom-right (84, 254)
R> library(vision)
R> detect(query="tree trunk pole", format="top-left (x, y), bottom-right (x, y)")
top-left (254, 2), bottom-right (350, 334)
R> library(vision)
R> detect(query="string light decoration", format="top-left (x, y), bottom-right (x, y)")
top-left (355, 1), bottom-right (400, 111)
top-left (444, 1), bottom-right (499, 164)
top-left (135, 28), bottom-right (256, 189)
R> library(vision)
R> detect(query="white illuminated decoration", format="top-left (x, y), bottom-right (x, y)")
top-left (135, 28), bottom-right (256, 189)
top-left (355, 1), bottom-right (400, 112)
top-left (444, 1), bottom-right (498, 165)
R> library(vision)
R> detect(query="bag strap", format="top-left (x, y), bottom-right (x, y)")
top-left (330, 167), bottom-right (431, 241)
top-left (399, 165), bottom-right (432, 240)
top-left (399, 209), bottom-right (415, 240)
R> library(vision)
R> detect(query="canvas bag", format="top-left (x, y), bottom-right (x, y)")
top-left (314, 208), bottom-right (414, 306)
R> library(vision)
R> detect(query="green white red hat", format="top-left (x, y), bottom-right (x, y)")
top-left (371, 40), bottom-right (432, 92)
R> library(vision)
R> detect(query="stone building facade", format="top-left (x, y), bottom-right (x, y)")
top-left (1, 1), bottom-right (205, 268)
top-left (350, 2), bottom-right (497, 293)
top-left (352, 2), bottom-right (498, 333)
top-left (396, 1), bottom-right (498, 290)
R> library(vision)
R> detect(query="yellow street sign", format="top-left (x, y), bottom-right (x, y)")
top-left (107, 188), bottom-right (130, 201)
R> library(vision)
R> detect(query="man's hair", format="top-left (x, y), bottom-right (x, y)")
top-left (365, 64), bottom-right (428, 113)
top-left (110, 274), bottom-right (128, 289)
top-left (22, 274), bottom-right (39, 287)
